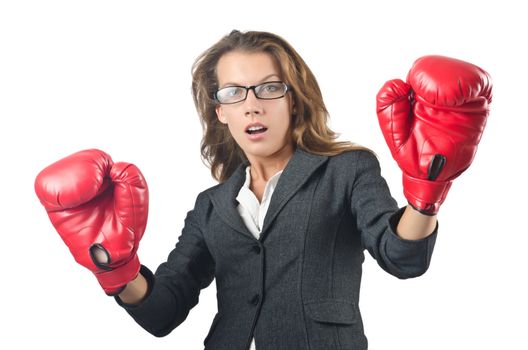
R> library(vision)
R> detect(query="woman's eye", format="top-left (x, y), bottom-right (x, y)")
top-left (264, 84), bottom-right (278, 92)
top-left (227, 87), bottom-right (242, 96)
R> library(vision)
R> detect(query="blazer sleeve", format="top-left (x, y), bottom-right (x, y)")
top-left (114, 192), bottom-right (215, 337)
top-left (350, 150), bottom-right (438, 279)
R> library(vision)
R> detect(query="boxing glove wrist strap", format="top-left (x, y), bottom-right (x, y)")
top-left (95, 254), bottom-right (141, 296)
top-left (402, 174), bottom-right (452, 215)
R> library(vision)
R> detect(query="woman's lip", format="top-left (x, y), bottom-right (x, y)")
top-left (245, 123), bottom-right (267, 131)
top-left (246, 128), bottom-right (267, 140)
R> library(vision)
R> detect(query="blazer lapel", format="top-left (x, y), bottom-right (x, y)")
top-left (207, 148), bottom-right (329, 240)
top-left (208, 160), bottom-right (252, 238)
top-left (259, 149), bottom-right (328, 238)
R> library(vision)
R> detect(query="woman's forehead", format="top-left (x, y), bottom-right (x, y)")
top-left (216, 51), bottom-right (281, 86)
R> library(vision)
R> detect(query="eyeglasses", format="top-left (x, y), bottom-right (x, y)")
top-left (214, 81), bottom-right (291, 105)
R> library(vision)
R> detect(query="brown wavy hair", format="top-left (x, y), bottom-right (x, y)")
top-left (191, 29), bottom-right (369, 183)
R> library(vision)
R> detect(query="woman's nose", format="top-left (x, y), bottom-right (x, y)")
top-left (244, 89), bottom-right (263, 116)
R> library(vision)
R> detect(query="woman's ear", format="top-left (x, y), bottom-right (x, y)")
top-left (289, 94), bottom-right (297, 115)
top-left (216, 105), bottom-right (227, 124)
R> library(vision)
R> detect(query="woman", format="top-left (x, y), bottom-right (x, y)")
top-left (35, 30), bottom-right (491, 349)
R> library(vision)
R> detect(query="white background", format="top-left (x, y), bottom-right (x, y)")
top-left (1, 0), bottom-right (526, 349)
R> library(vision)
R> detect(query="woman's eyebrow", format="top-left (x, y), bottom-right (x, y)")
top-left (221, 74), bottom-right (281, 88)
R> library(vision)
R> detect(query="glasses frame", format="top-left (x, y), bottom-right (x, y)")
top-left (214, 81), bottom-right (291, 105)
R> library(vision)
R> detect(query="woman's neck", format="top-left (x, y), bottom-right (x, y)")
top-left (246, 144), bottom-right (294, 182)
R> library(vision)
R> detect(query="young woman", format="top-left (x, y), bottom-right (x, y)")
top-left (35, 30), bottom-right (492, 349)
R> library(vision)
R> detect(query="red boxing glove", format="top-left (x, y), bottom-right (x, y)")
top-left (376, 56), bottom-right (492, 215)
top-left (35, 149), bottom-right (149, 295)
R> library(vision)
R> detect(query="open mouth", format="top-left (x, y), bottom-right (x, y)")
top-left (246, 126), bottom-right (268, 135)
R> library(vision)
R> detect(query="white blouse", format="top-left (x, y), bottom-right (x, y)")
top-left (235, 165), bottom-right (284, 350)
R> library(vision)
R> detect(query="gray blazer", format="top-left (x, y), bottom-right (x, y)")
top-left (116, 148), bottom-right (438, 350)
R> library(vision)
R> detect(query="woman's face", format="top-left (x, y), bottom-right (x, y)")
top-left (215, 51), bottom-right (295, 162)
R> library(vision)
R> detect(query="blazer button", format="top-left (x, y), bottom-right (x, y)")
top-left (252, 244), bottom-right (261, 254)
top-left (249, 294), bottom-right (260, 305)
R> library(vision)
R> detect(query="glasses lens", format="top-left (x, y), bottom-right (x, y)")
top-left (215, 82), bottom-right (288, 104)
top-left (216, 86), bottom-right (246, 104)
top-left (256, 82), bottom-right (287, 99)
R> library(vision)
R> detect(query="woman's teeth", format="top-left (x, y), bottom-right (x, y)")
top-left (247, 126), bottom-right (267, 134)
